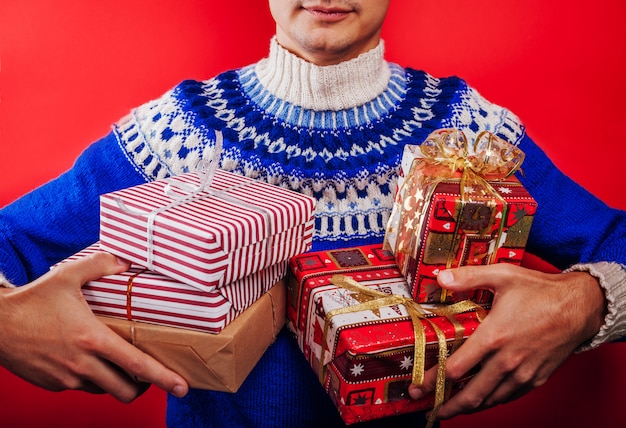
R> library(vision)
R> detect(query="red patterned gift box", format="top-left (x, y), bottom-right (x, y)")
top-left (385, 129), bottom-right (537, 304)
top-left (100, 168), bottom-right (315, 292)
top-left (287, 244), bottom-right (486, 425)
top-left (61, 244), bottom-right (287, 333)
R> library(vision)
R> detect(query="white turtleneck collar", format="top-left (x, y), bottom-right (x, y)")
top-left (255, 37), bottom-right (391, 112)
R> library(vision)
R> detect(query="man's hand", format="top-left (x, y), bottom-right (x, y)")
top-left (0, 251), bottom-right (189, 402)
top-left (408, 263), bottom-right (605, 419)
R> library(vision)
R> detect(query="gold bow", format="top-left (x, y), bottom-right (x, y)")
top-left (323, 274), bottom-right (486, 427)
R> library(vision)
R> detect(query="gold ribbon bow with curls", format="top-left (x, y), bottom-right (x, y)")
top-left (323, 274), bottom-right (487, 428)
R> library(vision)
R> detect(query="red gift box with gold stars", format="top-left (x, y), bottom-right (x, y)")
top-left (385, 129), bottom-right (537, 304)
top-left (287, 243), bottom-right (485, 425)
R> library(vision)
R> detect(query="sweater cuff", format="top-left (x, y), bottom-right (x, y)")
top-left (0, 272), bottom-right (16, 288)
top-left (564, 262), bottom-right (626, 351)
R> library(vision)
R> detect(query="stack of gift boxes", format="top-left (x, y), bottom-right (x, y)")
top-left (61, 167), bottom-right (316, 391)
top-left (285, 129), bottom-right (538, 425)
top-left (60, 127), bottom-right (537, 423)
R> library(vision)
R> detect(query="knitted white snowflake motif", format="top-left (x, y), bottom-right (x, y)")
top-left (114, 87), bottom-right (217, 181)
top-left (442, 86), bottom-right (525, 146)
top-left (113, 62), bottom-right (526, 248)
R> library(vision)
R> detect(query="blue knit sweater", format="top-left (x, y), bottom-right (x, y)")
top-left (1, 40), bottom-right (625, 427)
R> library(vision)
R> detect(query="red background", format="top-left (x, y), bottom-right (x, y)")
top-left (1, 1), bottom-right (625, 427)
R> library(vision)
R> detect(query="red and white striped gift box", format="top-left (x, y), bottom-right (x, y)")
top-left (99, 169), bottom-right (316, 291)
top-left (62, 244), bottom-right (287, 333)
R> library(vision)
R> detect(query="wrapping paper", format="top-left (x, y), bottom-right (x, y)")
top-left (100, 169), bottom-right (315, 291)
top-left (62, 244), bottom-right (286, 333)
top-left (100, 280), bottom-right (286, 391)
top-left (287, 244), bottom-right (485, 424)
top-left (385, 130), bottom-right (537, 304)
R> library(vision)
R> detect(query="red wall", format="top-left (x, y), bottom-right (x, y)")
top-left (1, 1), bottom-right (625, 427)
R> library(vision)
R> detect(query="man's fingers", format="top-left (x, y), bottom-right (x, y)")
top-left (94, 326), bottom-right (188, 399)
top-left (437, 264), bottom-right (533, 293)
top-left (435, 352), bottom-right (538, 419)
top-left (74, 358), bottom-right (142, 403)
top-left (434, 354), bottom-right (507, 418)
top-left (409, 325), bottom-right (491, 401)
top-left (51, 250), bottom-right (130, 288)
top-left (58, 252), bottom-right (189, 399)
top-left (90, 360), bottom-right (152, 403)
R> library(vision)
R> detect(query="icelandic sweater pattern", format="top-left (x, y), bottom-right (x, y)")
top-left (114, 42), bottom-right (523, 253)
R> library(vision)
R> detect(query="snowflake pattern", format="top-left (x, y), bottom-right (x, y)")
top-left (350, 363), bottom-right (365, 377)
top-left (463, 186), bottom-right (476, 194)
top-left (399, 356), bottom-right (413, 371)
top-left (114, 62), bottom-right (525, 249)
top-left (497, 186), bottom-right (512, 195)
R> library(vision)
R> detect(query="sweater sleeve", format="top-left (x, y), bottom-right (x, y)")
top-left (565, 262), bottom-right (626, 350)
top-left (0, 131), bottom-right (147, 285)
top-left (516, 133), bottom-right (626, 268)
top-left (445, 83), bottom-right (626, 269)
top-left (516, 133), bottom-right (626, 347)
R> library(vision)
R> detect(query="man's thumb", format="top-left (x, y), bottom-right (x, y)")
top-left (59, 250), bottom-right (130, 286)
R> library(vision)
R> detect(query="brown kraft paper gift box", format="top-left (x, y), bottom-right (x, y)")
top-left (99, 279), bottom-right (286, 392)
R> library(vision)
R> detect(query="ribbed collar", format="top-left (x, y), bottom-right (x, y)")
top-left (255, 37), bottom-right (391, 111)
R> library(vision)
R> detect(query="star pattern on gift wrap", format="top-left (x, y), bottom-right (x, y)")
top-left (463, 185), bottom-right (476, 194)
top-left (296, 254), bottom-right (326, 271)
top-left (401, 214), bottom-right (416, 234)
top-left (351, 392), bottom-right (370, 405)
top-left (512, 205), bottom-right (531, 222)
top-left (497, 186), bottom-right (512, 195)
top-left (330, 249), bottom-right (369, 268)
top-left (312, 318), bottom-right (323, 345)
top-left (396, 193), bottom-right (426, 254)
top-left (399, 355), bottom-right (414, 371)
top-left (350, 363), bottom-right (365, 377)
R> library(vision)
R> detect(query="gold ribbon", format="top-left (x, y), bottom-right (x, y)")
top-left (323, 274), bottom-right (486, 427)
top-left (386, 129), bottom-right (525, 300)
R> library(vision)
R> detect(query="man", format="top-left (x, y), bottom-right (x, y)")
top-left (1, 1), bottom-right (625, 427)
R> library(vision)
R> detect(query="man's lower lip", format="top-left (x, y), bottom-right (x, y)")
top-left (305, 9), bottom-right (350, 22)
